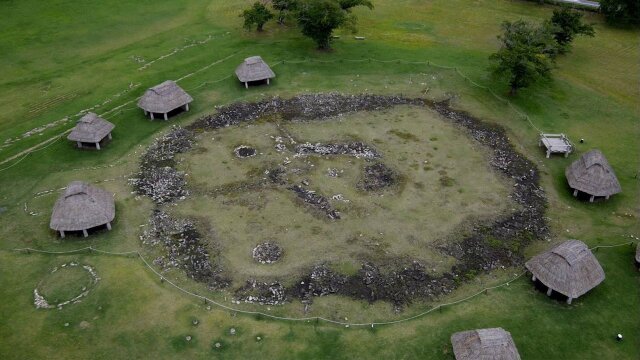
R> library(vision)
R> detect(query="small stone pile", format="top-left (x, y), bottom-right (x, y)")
top-left (295, 264), bottom-right (346, 301)
top-left (141, 210), bottom-right (228, 289)
top-left (130, 126), bottom-right (194, 204)
top-left (130, 166), bottom-right (188, 204)
top-left (357, 163), bottom-right (399, 191)
top-left (235, 279), bottom-right (286, 305)
top-left (288, 185), bottom-right (340, 220)
top-left (295, 142), bottom-right (379, 159)
top-left (252, 242), bottom-right (283, 264)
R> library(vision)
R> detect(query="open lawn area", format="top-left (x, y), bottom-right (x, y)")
top-left (0, 0), bottom-right (638, 359)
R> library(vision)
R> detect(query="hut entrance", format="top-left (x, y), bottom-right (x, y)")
top-left (244, 79), bottom-right (271, 88)
top-left (58, 223), bottom-right (112, 238)
top-left (76, 136), bottom-right (112, 150)
top-left (531, 277), bottom-right (573, 303)
top-left (145, 104), bottom-right (189, 121)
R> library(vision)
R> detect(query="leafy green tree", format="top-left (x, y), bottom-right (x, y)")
top-left (241, 2), bottom-right (274, 32)
top-left (600, 0), bottom-right (640, 26)
top-left (548, 8), bottom-right (595, 53)
top-left (489, 20), bottom-right (558, 95)
top-left (273, 0), bottom-right (299, 25)
top-left (337, 0), bottom-right (373, 11)
top-left (297, 0), bottom-right (345, 49)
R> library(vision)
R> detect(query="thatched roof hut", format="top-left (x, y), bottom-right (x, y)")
top-left (235, 56), bottom-right (275, 88)
top-left (525, 239), bottom-right (605, 304)
top-left (137, 80), bottom-right (193, 120)
top-left (67, 112), bottom-right (114, 150)
top-left (451, 327), bottom-right (521, 360)
top-left (50, 181), bottom-right (115, 238)
top-left (565, 149), bottom-right (621, 202)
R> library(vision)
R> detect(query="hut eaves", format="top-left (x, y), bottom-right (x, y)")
top-left (525, 239), bottom-right (605, 302)
top-left (67, 112), bottom-right (114, 144)
top-left (565, 149), bottom-right (621, 199)
top-left (451, 327), bottom-right (521, 360)
top-left (49, 181), bottom-right (115, 237)
top-left (235, 56), bottom-right (276, 84)
top-left (137, 80), bottom-right (193, 115)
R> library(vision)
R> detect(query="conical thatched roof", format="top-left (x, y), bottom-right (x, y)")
top-left (137, 80), bottom-right (193, 113)
top-left (526, 240), bottom-right (605, 299)
top-left (235, 56), bottom-right (275, 83)
top-left (565, 149), bottom-right (621, 197)
top-left (451, 327), bottom-right (521, 360)
top-left (50, 181), bottom-right (115, 232)
top-left (67, 112), bottom-right (115, 143)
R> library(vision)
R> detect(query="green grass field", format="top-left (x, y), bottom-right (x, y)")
top-left (0, 0), bottom-right (638, 358)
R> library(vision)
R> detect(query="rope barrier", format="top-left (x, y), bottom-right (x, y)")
top-left (8, 240), bottom-right (636, 327)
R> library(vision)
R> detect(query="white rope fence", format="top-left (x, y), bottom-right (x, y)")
top-left (8, 241), bottom-right (636, 327)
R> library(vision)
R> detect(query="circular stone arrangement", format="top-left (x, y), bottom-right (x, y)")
top-left (234, 145), bottom-right (257, 158)
top-left (252, 242), bottom-right (283, 264)
top-left (133, 93), bottom-right (549, 308)
top-left (34, 262), bottom-right (100, 309)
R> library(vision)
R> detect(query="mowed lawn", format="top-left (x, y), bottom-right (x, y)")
top-left (0, 0), bottom-right (638, 359)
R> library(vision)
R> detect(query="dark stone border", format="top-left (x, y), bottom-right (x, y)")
top-left (132, 93), bottom-right (548, 307)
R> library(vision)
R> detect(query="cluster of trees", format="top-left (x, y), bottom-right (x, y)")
top-left (490, 8), bottom-right (595, 95)
top-left (241, 0), bottom-right (373, 49)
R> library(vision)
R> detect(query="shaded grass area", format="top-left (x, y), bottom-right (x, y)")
top-left (0, 0), bottom-right (638, 358)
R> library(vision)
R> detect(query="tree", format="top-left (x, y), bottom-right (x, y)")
top-left (337, 0), bottom-right (373, 11)
top-left (241, 2), bottom-right (274, 32)
top-left (600, 0), bottom-right (640, 26)
top-left (548, 8), bottom-right (595, 53)
top-left (273, 0), bottom-right (299, 25)
top-left (296, 0), bottom-right (373, 50)
top-left (489, 20), bottom-right (558, 95)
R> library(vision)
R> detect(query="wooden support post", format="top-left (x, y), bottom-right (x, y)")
top-left (532, 275), bottom-right (536, 282)
top-left (95, 142), bottom-right (101, 150)
top-left (108, 133), bottom-right (112, 140)
top-left (589, 195), bottom-right (595, 203)
top-left (60, 230), bottom-right (65, 238)
top-left (546, 150), bottom-right (551, 159)
top-left (564, 151), bottom-right (569, 158)
top-left (566, 297), bottom-right (573, 305)
top-left (546, 287), bottom-right (553, 296)
top-left (163, 112), bottom-right (168, 121)
top-left (245, 82), bottom-right (248, 89)
top-left (106, 222), bottom-right (112, 231)
top-left (267, 78), bottom-right (270, 85)
top-left (82, 229), bottom-right (89, 237)
top-left (77, 141), bottom-right (83, 148)
top-left (605, 195), bottom-right (610, 200)
top-left (573, 189), bottom-right (578, 197)
top-left (150, 112), bottom-right (154, 120)
top-left (185, 103), bottom-right (189, 111)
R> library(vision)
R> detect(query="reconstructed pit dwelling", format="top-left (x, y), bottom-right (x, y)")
top-left (131, 93), bottom-right (548, 308)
